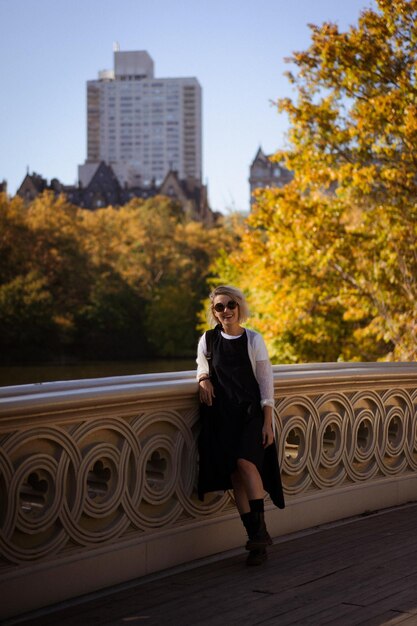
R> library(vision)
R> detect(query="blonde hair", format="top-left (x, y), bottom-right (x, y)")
top-left (207, 285), bottom-right (250, 327)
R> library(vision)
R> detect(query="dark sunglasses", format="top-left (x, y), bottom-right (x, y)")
top-left (213, 300), bottom-right (238, 313)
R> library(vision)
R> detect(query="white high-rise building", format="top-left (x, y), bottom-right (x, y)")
top-left (79, 49), bottom-right (202, 188)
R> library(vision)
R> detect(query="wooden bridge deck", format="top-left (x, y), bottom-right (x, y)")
top-left (8, 503), bottom-right (417, 626)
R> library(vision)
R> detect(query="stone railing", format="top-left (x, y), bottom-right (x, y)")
top-left (1, 363), bottom-right (417, 619)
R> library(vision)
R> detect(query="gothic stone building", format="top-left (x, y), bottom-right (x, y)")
top-left (249, 147), bottom-right (293, 208)
top-left (16, 162), bottom-right (214, 224)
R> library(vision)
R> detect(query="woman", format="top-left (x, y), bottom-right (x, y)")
top-left (196, 285), bottom-right (285, 566)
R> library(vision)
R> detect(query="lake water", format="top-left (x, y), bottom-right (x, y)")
top-left (0, 358), bottom-right (196, 387)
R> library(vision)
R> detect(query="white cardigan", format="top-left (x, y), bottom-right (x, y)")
top-left (196, 328), bottom-right (274, 408)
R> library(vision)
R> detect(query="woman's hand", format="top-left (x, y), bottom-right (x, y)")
top-left (262, 422), bottom-right (274, 448)
top-left (199, 378), bottom-right (215, 406)
top-left (262, 405), bottom-right (274, 447)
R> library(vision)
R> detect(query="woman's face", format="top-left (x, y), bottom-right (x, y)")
top-left (212, 294), bottom-right (240, 327)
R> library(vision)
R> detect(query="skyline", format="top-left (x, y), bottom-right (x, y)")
top-left (0, 0), bottom-right (374, 213)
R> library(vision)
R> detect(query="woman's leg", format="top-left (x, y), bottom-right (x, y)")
top-left (231, 458), bottom-right (265, 512)
top-left (230, 468), bottom-right (250, 514)
top-left (231, 458), bottom-right (264, 511)
top-left (232, 459), bottom-right (270, 566)
top-left (235, 458), bottom-right (264, 499)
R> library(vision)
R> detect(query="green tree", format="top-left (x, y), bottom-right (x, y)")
top-left (0, 192), bottom-right (91, 357)
top-left (0, 272), bottom-right (57, 359)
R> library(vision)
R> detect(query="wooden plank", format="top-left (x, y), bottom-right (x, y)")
top-left (14, 504), bottom-right (417, 626)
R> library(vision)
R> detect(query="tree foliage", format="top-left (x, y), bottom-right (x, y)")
top-left (0, 192), bottom-right (236, 361)
top-left (216, 0), bottom-right (417, 362)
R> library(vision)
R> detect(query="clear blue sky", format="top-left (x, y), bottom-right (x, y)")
top-left (0, 0), bottom-right (374, 213)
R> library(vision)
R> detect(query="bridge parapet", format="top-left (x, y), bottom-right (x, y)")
top-left (1, 362), bottom-right (417, 619)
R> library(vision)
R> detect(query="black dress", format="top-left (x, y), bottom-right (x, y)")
top-left (197, 329), bottom-right (285, 509)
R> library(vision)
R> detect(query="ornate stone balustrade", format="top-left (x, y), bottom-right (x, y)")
top-left (1, 362), bottom-right (417, 619)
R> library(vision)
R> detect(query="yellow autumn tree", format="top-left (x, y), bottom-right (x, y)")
top-left (217, 0), bottom-right (417, 362)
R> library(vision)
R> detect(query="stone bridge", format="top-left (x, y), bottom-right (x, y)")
top-left (1, 362), bottom-right (417, 620)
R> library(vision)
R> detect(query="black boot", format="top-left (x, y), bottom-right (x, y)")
top-left (246, 547), bottom-right (267, 566)
top-left (240, 512), bottom-right (268, 566)
top-left (245, 499), bottom-right (272, 551)
top-left (240, 511), bottom-right (256, 541)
